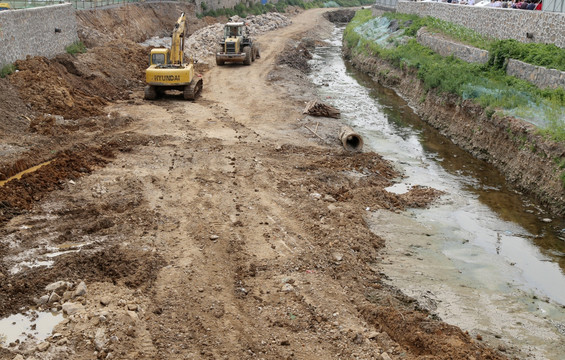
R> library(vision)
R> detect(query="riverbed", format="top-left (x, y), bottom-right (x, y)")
top-left (309, 25), bottom-right (565, 360)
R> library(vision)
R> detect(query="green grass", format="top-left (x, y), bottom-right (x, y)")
top-left (489, 40), bottom-right (565, 72)
top-left (65, 41), bottom-right (87, 55)
top-left (381, 11), bottom-right (565, 72)
top-left (344, 10), bottom-right (565, 142)
top-left (0, 63), bottom-right (16, 78)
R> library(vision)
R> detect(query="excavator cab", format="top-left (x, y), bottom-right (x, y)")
top-left (149, 49), bottom-right (168, 67)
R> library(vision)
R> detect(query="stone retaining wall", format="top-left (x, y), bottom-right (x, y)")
top-left (507, 59), bottom-right (565, 89)
top-left (0, 4), bottom-right (79, 68)
top-left (396, 1), bottom-right (565, 49)
top-left (414, 27), bottom-right (565, 89)
top-left (416, 28), bottom-right (489, 64)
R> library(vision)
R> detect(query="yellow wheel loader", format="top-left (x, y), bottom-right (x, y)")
top-left (145, 12), bottom-right (203, 100)
top-left (216, 22), bottom-right (260, 66)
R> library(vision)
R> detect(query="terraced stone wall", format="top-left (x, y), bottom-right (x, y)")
top-left (0, 4), bottom-right (79, 68)
top-left (396, 1), bottom-right (565, 49)
top-left (416, 28), bottom-right (489, 64)
top-left (507, 59), bottom-right (565, 89)
top-left (415, 27), bottom-right (565, 89)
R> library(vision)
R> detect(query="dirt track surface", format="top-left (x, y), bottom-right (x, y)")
top-left (0, 8), bottom-right (509, 360)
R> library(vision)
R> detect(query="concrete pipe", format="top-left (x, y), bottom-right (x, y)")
top-left (339, 126), bottom-right (363, 152)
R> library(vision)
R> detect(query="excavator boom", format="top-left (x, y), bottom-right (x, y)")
top-left (170, 12), bottom-right (186, 65)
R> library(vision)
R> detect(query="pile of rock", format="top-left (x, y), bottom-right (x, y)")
top-left (34, 280), bottom-right (88, 311)
top-left (141, 12), bottom-right (292, 64)
top-left (230, 13), bottom-right (292, 36)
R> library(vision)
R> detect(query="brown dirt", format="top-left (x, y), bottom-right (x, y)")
top-left (75, 2), bottom-right (212, 48)
top-left (0, 7), bottom-right (510, 360)
top-left (9, 40), bottom-right (148, 120)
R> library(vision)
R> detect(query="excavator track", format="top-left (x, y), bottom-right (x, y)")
top-left (183, 78), bottom-right (203, 100)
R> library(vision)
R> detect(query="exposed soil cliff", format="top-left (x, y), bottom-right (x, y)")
top-left (75, 2), bottom-right (211, 48)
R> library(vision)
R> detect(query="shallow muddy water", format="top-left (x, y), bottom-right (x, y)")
top-left (309, 26), bottom-right (565, 359)
top-left (0, 310), bottom-right (63, 346)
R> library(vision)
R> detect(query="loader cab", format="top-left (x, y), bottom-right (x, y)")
top-left (224, 22), bottom-right (244, 39)
top-left (149, 49), bottom-right (169, 67)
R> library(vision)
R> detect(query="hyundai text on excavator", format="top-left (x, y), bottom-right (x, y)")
top-left (144, 12), bottom-right (202, 100)
top-left (216, 22), bottom-right (260, 66)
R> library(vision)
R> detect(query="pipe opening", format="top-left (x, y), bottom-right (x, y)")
top-left (339, 126), bottom-right (364, 152)
top-left (345, 135), bottom-right (361, 150)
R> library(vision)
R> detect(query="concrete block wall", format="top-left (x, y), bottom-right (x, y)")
top-left (396, 1), bottom-right (565, 49)
top-left (417, 28), bottom-right (489, 64)
top-left (0, 4), bottom-right (78, 68)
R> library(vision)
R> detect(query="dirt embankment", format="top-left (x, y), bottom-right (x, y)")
top-left (0, 6), bottom-right (512, 360)
top-left (343, 47), bottom-right (565, 216)
top-left (75, 2), bottom-right (212, 48)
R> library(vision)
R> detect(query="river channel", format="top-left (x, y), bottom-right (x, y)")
top-left (309, 25), bottom-right (565, 359)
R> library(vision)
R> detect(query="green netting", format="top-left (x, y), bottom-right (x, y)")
top-left (323, 1), bottom-right (340, 7)
top-left (353, 17), bottom-right (405, 48)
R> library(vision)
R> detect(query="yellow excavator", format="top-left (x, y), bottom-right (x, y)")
top-left (144, 12), bottom-right (203, 100)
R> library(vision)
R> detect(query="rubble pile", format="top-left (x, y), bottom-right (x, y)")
top-left (141, 12), bottom-right (292, 64)
top-left (276, 41), bottom-right (313, 73)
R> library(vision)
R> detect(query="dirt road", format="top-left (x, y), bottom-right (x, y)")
top-left (0, 8), bottom-right (508, 360)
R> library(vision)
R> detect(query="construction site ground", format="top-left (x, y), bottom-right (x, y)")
top-left (0, 6), bottom-right (510, 360)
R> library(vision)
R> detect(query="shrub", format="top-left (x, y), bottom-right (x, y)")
top-left (0, 63), bottom-right (16, 78)
top-left (65, 41), bottom-right (87, 55)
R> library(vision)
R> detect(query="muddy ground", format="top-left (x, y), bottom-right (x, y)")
top-left (0, 5), bottom-right (512, 360)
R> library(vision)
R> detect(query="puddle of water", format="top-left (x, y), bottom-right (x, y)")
top-left (10, 260), bottom-right (54, 275)
top-left (384, 183), bottom-right (411, 195)
top-left (0, 160), bottom-right (53, 187)
top-left (0, 311), bottom-right (63, 347)
top-left (309, 25), bottom-right (565, 359)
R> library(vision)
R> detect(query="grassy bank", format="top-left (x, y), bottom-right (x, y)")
top-left (344, 10), bottom-right (565, 143)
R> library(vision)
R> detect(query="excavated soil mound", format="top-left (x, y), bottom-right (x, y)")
top-left (0, 78), bottom-right (31, 136)
top-left (276, 41), bottom-right (314, 73)
top-left (9, 40), bottom-right (148, 120)
top-left (324, 9), bottom-right (356, 23)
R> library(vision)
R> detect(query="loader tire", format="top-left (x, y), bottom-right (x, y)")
top-left (243, 46), bottom-right (251, 65)
top-left (216, 56), bottom-right (224, 66)
top-left (144, 85), bottom-right (157, 100)
top-left (251, 46), bottom-right (256, 62)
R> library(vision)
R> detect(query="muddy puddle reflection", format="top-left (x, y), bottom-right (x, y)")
top-left (309, 26), bottom-right (565, 359)
top-left (0, 310), bottom-right (63, 347)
